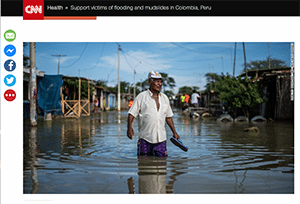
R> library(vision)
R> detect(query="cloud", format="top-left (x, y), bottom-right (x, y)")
top-left (168, 72), bottom-right (206, 93)
top-left (100, 50), bottom-right (172, 75)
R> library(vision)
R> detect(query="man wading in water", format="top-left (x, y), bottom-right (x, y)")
top-left (127, 71), bottom-right (180, 157)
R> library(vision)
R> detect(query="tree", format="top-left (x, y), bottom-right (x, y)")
top-left (244, 57), bottom-right (288, 72)
top-left (164, 90), bottom-right (175, 99)
top-left (160, 72), bottom-right (176, 90)
top-left (178, 86), bottom-right (193, 95)
top-left (136, 72), bottom-right (176, 95)
top-left (109, 81), bottom-right (130, 93)
top-left (215, 74), bottom-right (265, 118)
top-left (204, 73), bottom-right (220, 92)
top-left (64, 79), bottom-right (94, 100)
top-left (95, 80), bottom-right (108, 88)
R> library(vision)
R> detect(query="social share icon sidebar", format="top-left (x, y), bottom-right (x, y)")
top-left (3, 30), bottom-right (17, 102)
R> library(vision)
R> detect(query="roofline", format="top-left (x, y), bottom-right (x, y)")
top-left (240, 67), bottom-right (291, 77)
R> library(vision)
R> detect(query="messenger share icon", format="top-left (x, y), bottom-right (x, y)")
top-left (4, 44), bottom-right (16, 57)
top-left (4, 59), bottom-right (16, 71)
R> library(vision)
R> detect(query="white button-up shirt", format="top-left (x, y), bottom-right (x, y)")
top-left (128, 89), bottom-right (173, 144)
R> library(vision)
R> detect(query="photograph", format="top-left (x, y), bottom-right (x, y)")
top-left (23, 42), bottom-right (294, 194)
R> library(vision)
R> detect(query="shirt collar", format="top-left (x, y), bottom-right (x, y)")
top-left (147, 89), bottom-right (161, 97)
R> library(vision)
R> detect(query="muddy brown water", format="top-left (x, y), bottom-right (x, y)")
top-left (23, 111), bottom-right (294, 194)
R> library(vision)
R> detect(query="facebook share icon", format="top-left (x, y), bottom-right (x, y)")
top-left (4, 59), bottom-right (16, 71)
top-left (4, 44), bottom-right (16, 57)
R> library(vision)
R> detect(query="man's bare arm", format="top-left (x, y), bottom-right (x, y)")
top-left (127, 114), bottom-right (135, 140)
top-left (166, 117), bottom-right (180, 139)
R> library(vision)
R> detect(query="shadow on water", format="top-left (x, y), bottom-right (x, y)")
top-left (24, 111), bottom-right (294, 194)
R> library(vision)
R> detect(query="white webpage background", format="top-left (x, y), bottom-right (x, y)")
top-left (1, 16), bottom-right (299, 204)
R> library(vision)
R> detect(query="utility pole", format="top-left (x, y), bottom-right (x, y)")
top-left (133, 70), bottom-right (136, 99)
top-left (52, 54), bottom-right (66, 74)
top-left (221, 56), bottom-right (224, 73)
top-left (243, 42), bottom-right (247, 77)
top-left (268, 42), bottom-right (271, 69)
top-left (233, 42), bottom-right (237, 76)
top-left (30, 42), bottom-right (37, 126)
top-left (118, 44), bottom-right (121, 112)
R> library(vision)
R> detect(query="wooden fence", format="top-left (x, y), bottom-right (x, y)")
top-left (60, 78), bottom-right (90, 117)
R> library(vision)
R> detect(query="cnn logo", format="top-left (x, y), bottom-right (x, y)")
top-left (23, 0), bottom-right (44, 20)
top-left (25, 5), bottom-right (43, 14)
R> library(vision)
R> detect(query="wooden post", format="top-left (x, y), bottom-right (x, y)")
top-left (118, 44), bottom-right (121, 111)
top-left (79, 78), bottom-right (81, 117)
top-left (30, 42), bottom-right (37, 126)
top-left (61, 86), bottom-right (64, 114)
top-left (88, 80), bottom-right (90, 115)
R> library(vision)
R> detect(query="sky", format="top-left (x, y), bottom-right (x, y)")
top-left (24, 42), bottom-right (292, 93)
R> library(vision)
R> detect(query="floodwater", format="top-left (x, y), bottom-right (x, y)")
top-left (23, 110), bottom-right (294, 194)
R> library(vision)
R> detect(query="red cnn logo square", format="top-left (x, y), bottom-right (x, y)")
top-left (23, 0), bottom-right (44, 20)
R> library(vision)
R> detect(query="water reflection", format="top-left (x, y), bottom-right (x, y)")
top-left (23, 111), bottom-right (294, 194)
top-left (127, 156), bottom-right (188, 194)
top-left (28, 127), bottom-right (39, 194)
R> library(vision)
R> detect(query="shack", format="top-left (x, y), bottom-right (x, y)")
top-left (93, 85), bottom-right (116, 111)
top-left (241, 67), bottom-right (293, 120)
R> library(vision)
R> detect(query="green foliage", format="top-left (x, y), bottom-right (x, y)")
top-left (160, 72), bottom-right (176, 89)
top-left (244, 57), bottom-right (288, 72)
top-left (164, 90), bottom-right (175, 99)
top-left (178, 86), bottom-right (193, 95)
top-left (136, 72), bottom-right (176, 95)
top-left (215, 74), bottom-right (265, 117)
top-left (179, 85), bottom-right (200, 94)
top-left (64, 79), bottom-right (94, 99)
top-left (110, 81), bottom-right (130, 93)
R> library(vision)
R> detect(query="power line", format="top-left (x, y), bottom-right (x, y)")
top-left (81, 43), bottom-right (106, 71)
top-left (61, 43), bottom-right (88, 68)
top-left (171, 42), bottom-right (202, 54)
top-left (121, 48), bottom-right (166, 70)
top-left (171, 42), bottom-right (229, 54)
top-left (121, 49), bottom-right (134, 71)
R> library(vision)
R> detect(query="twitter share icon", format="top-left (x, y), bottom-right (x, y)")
top-left (4, 74), bottom-right (16, 87)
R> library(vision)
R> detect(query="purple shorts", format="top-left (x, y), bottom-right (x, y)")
top-left (137, 139), bottom-right (168, 157)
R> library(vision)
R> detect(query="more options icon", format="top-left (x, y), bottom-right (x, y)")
top-left (4, 59), bottom-right (16, 71)
top-left (4, 29), bottom-right (16, 42)
top-left (4, 89), bottom-right (16, 102)
top-left (4, 44), bottom-right (16, 57)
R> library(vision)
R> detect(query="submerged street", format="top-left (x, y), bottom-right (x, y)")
top-left (23, 110), bottom-right (294, 194)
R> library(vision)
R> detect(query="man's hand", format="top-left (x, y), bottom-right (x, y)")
top-left (173, 132), bottom-right (180, 140)
top-left (127, 127), bottom-right (134, 140)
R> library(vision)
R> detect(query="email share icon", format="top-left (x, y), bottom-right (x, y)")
top-left (4, 29), bottom-right (16, 42)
